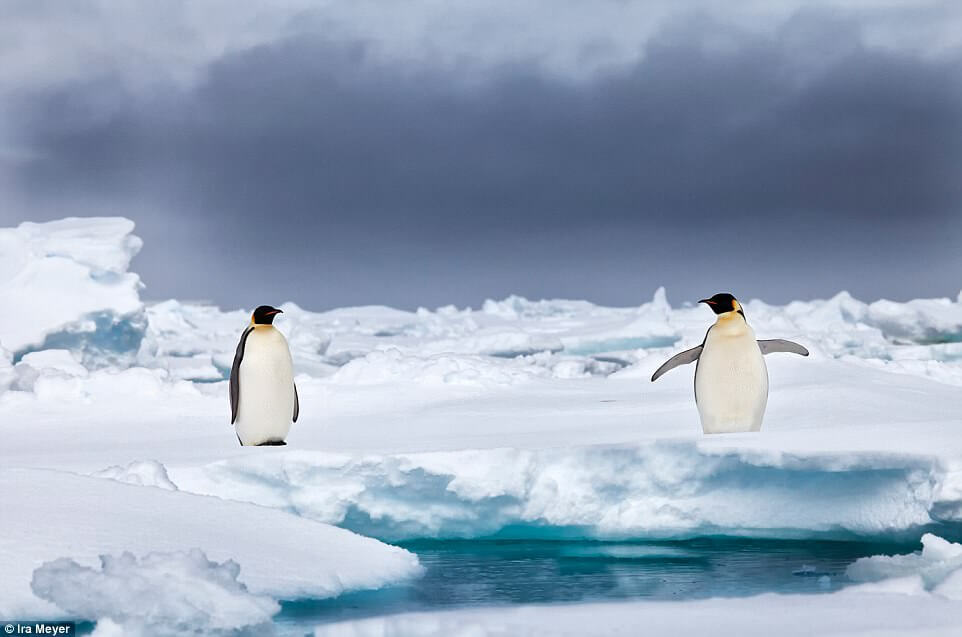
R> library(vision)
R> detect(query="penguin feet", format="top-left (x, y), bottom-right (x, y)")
top-left (256, 440), bottom-right (287, 446)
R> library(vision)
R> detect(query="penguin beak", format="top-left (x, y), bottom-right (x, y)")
top-left (267, 309), bottom-right (283, 315)
top-left (698, 299), bottom-right (715, 305)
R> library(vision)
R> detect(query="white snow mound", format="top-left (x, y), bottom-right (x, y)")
top-left (847, 533), bottom-right (962, 599)
top-left (313, 588), bottom-right (962, 637)
top-left (0, 468), bottom-right (422, 618)
top-left (92, 459), bottom-right (178, 491)
top-left (0, 217), bottom-right (144, 361)
top-left (31, 549), bottom-right (278, 636)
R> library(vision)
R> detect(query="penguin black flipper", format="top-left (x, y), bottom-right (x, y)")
top-left (758, 339), bottom-right (809, 356)
top-left (229, 326), bottom-right (254, 425)
top-left (651, 345), bottom-right (703, 382)
top-left (292, 382), bottom-right (299, 422)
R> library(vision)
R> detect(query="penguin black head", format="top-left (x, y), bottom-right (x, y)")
top-left (699, 293), bottom-right (743, 316)
top-left (252, 305), bottom-right (283, 325)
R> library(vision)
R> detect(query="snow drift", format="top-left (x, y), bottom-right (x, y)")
top-left (847, 533), bottom-right (962, 599)
top-left (311, 587), bottom-right (962, 637)
top-left (0, 217), bottom-right (145, 364)
top-left (92, 459), bottom-right (178, 490)
top-left (173, 444), bottom-right (952, 542)
top-left (0, 468), bottom-right (422, 619)
top-left (32, 549), bottom-right (278, 636)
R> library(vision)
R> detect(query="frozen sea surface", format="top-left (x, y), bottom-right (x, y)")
top-left (3, 217), bottom-right (962, 634)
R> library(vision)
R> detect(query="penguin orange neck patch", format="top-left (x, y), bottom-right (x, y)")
top-left (717, 307), bottom-right (747, 326)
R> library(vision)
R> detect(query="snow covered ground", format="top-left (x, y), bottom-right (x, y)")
top-left (0, 468), bottom-right (420, 623)
top-left (2, 217), bottom-right (962, 633)
top-left (311, 587), bottom-right (962, 636)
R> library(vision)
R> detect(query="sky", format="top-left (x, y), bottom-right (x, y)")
top-left (1, 1), bottom-right (960, 311)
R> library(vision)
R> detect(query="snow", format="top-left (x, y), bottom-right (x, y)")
top-left (330, 349), bottom-right (550, 387)
top-left (0, 344), bottom-right (14, 392)
top-left (11, 349), bottom-right (88, 391)
top-left (847, 534), bottom-right (962, 599)
top-left (171, 438), bottom-right (950, 541)
top-left (310, 589), bottom-right (962, 636)
top-left (0, 217), bottom-right (144, 360)
top-left (1, 218), bottom-right (961, 543)
top-left (0, 468), bottom-right (422, 620)
top-left (92, 459), bottom-right (178, 490)
top-left (32, 549), bottom-right (278, 636)
top-left (3, 216), bottom-right (962, 631)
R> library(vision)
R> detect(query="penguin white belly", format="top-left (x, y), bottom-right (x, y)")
top-left (235, 328), bottom-right (295, 446)
top-left (695, 324), bottom-right (769, 434)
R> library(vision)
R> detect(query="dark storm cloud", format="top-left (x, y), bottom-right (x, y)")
top-left (8, 11), bottom-right (962, 309)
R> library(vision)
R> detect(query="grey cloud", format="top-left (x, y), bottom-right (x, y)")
top-left (6, 10), bottom-right (962, 309)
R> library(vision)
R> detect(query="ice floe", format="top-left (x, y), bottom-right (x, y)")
top-left (0, 468), bottom-right (421, 619)
top-left (848, 533), bottom-right (962, 599)
top-left (32, 549), bottom-right (278, 636)
top-left (172, 443), bottom-right (950, 541)
top-left (312, 585), bottom-right (962, 636)
top-left (0, 218), bottom-right (144, 363)
top-left (3, 216), bottom-right (962, 633)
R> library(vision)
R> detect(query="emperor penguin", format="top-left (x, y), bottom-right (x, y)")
top-left (229, 305), bottom-right (299, 446)
top-left (650, 293), bottom-right (808, 433)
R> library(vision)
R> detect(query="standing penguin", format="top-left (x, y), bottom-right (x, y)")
top-left (651, 293), bottom-right (808, 433)
top-left (230, 305), bottom-right (299, 446)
